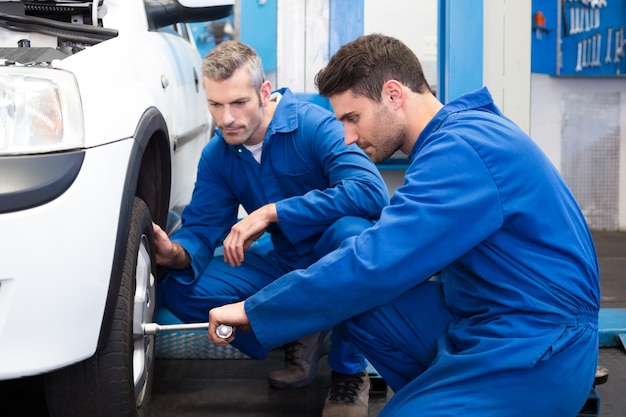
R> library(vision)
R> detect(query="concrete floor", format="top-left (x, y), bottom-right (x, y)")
top-left (1, 231), bottom-right (624, 416)
top-left (151, 351), bottom-right (390, 417)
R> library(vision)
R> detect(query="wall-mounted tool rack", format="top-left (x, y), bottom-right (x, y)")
top-left (532, 0), bottom-right (626, 76)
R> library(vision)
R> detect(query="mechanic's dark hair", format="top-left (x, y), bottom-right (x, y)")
top-left (315, 34), bottom-right (431, 102)
top-left (202, 40), bottom-right (265, 89)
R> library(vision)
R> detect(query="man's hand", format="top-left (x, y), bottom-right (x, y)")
top-left (208, 301), bottom-right (251, 345)
top-left (152, 222), bottom-right (190, 269)
top-left (222, 203), bottom-right (277, 267)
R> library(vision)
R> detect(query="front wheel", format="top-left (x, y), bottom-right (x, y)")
top-left (45, 197), bottom-right (157, 417)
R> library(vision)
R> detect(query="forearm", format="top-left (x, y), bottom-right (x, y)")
top-left (222, 203), bottom-right (278, 267)
top-left (258, 203), bottom-right (278, 223)
top-left (276, 180), bottom-right (387, 245)
top-left (162, 242), bottom-right (191, 270)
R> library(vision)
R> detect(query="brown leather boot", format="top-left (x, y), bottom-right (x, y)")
top-left (322, 370), bottom-right (370, 417)
top-left (267, 330), bottom-right (331, 389)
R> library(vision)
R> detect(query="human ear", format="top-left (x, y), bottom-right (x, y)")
top-left (384, 80), bottom-right (403, 108)
top-left (260, 80), bottom-right (272, 106)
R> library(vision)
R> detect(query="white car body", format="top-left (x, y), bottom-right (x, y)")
top-left (0, 1), bottom-right (232, 415)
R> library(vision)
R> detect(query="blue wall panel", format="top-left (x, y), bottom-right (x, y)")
top-left (438, 0), bottom-right (484, 103)
top-left (240, 0), bottom-right (277, 72)
top-left (329, 0), bottom-right (364, 56)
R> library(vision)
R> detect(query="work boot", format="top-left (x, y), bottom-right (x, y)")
top-left (267, 330), bottom-right (332, 389)
top-left (322, 370), bottom-right (370, 417)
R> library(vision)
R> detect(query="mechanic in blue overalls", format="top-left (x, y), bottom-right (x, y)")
top-left (208, 34), bottom-right (601, 417)
top-left (153, 40), bottom-right (389, 417)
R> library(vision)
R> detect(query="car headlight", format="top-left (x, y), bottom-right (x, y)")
top-left (0, 66), bottom-right (84, 156)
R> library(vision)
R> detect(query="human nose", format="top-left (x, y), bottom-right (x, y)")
top-left (343, 124), bottom-right (359, 146)
top-left (220, 105), bottom-right (236, 126)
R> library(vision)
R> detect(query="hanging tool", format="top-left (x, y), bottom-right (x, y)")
top-left (614, 27), bottom-right (623, 63)
top-left (142, 322), bottom-right (233, 338)
top-left (606, 26), bottom-right (613, 63)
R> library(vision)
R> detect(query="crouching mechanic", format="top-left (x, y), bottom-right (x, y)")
top-left (154, 40), bottom-right (389, 417)
top-left (207, 34), bottom-right (601, 417)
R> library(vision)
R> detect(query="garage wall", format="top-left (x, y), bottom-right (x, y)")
top-left (530, 74), bottom-right (626, 231)
top-left (274, 0), bottom-right (438, 94)
top-left (275, 0), bottom-right (330, 92)
top-left (266, 0), bottom-right (625, 230)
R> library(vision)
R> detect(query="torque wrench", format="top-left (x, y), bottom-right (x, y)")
top-left (142, 322), bottom-right (233, 338)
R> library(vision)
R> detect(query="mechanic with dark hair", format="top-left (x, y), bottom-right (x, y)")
top-left (208, 34), bottom-right (601, 417)
top-left (153, 40), bottom-right (390, 417)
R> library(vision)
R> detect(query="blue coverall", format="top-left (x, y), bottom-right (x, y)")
top-left (160, 88), bottom-right (390, 374)
top-left (245, 88), bottom-right (601, 416)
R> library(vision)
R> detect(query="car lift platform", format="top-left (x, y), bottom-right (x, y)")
top-left (599, 308), bottom-right (626, 350)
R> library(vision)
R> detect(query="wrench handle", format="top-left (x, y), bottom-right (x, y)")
top-left (142, 322), bottom-right (233, 338)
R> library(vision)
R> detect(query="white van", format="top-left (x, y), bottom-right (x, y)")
top-left (0, 1), bottom-right (232, 415)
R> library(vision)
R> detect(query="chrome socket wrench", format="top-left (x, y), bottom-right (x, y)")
top-left (142, 322), bottom-right (233, 338)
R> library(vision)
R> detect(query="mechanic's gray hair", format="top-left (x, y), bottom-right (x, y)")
top-left (202, 40), bottom-right (265, 89)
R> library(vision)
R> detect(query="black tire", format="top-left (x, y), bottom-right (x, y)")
top-left (45, 197), bottom-right (157, 417)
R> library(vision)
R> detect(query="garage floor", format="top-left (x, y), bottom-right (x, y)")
top-left (1, 232), bottom-right (624, 417)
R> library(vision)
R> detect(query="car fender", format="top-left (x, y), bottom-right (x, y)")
top-left (97, 108), bottom-right (171, 351)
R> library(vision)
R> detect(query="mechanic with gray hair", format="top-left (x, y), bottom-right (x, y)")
top-left (154, 40), bottom-right (389, 417)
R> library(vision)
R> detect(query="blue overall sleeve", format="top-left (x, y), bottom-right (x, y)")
top-left (246, 132), bottom-right (502, 348)
top-left (168, 139), bottom-right (240, 282)
top-left (274, 103), bottom-right (389, 246)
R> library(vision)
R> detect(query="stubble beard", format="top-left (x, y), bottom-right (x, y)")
top-left (220, 112), bottom-right (263, 147)
top-left (370, 107), bottom-right (407, 163)
top-left (221, 127), bottom-right (249, 146)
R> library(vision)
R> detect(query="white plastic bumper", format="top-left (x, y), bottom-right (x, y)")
top-left (0, 139), bottom-right (134, 379)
